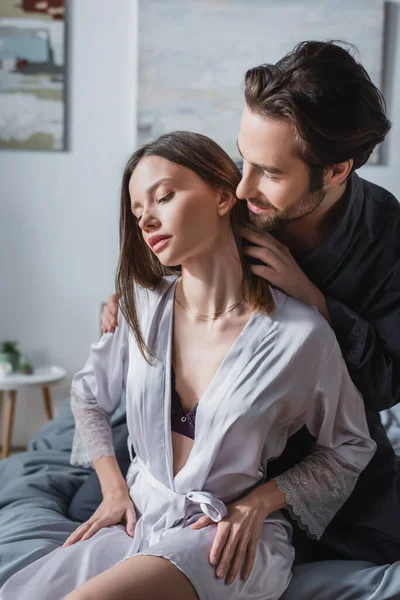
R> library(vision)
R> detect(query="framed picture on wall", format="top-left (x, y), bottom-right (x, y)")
top-left (0, 0), bottom-right (67, 151)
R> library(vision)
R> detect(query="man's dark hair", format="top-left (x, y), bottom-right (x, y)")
top-left (244, 41), bottom-right (391, 185)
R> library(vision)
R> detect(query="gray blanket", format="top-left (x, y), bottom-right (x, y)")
top-left (0, 399), bottom-right (400, 599)
top-left (0, 398), bottom-right (126, 586)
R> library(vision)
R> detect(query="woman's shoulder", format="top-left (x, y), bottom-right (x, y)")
top-left (132, 274), bottom-right (178, 299)
top-left (130, 276), bottom-right (179, 318)
top-left (121, 276), bottom-right (178, 337)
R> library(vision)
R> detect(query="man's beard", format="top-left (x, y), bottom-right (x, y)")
top-left (247, 187), bottom-right (326, 232)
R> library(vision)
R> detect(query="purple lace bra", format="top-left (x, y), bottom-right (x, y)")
top-left (171, 367), bottom-right (197, 440)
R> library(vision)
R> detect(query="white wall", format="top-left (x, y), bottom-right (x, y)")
top-left (359, 1), bottom-right (400, 196)
top-left (0, 0), bottom-right (138, 446)
top-left (0, 0), bottom-right (399, 447)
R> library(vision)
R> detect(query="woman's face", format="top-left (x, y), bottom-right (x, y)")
top-left (129, 156), bottom-right (231, 266)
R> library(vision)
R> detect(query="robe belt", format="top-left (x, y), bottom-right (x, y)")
top-left (127, 435), bottom-right (227, 523)
top-left (132, 454), bottom-right (228, 527)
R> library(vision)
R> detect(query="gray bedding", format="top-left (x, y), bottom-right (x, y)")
top-left (0, 398), bottom-right (127, 586)
top-left (0, 399), bottom-right (399, 598)
top-left (0, 400), bottom-right (87, 585)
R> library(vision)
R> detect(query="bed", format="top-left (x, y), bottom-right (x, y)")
top-left (0, 395), bottom-right (399, 599)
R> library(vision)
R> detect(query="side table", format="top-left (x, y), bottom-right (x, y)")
top-left (0, 366), bottom-right (67, 459)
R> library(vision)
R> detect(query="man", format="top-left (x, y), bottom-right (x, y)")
top-left (234, 41), bottom-right (400, 566)
top-left (101, 41), bottom-right (400, 593)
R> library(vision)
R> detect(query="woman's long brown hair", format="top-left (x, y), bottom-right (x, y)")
top-left (116, 131), bottom-right (274, 361)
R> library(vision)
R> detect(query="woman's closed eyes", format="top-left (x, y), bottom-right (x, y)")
top-left (157, 191), bottom-right (175, 204)
top-left (133, 191), bottom-right (175, 222)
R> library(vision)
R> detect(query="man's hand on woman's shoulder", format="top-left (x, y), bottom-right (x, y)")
top-left (101, 293), bottom-right (119, 333)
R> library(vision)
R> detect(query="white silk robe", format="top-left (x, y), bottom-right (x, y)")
top-left (0, 276), bottom-right (376, 600)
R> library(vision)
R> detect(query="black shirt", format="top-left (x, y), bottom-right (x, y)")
top-left (268, 172), bottom-right (400, 564)
top-left (300, 173), bottom-right (400, 412)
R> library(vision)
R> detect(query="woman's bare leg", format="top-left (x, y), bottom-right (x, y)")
top-left (64, 555), bottom-right (199, 600)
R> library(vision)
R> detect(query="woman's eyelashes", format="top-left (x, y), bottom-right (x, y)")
top-left (156, 191), bottom-right (175, 204)
top-left (134, 192), bottom-right (175, 222)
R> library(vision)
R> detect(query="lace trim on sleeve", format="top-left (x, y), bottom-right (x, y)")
top-left (70, 390), bottom-right (116, 468)
top-left (274, 448), bottom-right (361, 540)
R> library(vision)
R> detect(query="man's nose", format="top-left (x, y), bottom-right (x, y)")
top-left (237, 171), bottom-right (258, 200)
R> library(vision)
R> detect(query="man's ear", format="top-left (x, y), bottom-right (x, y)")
top-left (217, 188), bottom-right (237, 216)
top-left (325, 159), bottom-right (354, 188)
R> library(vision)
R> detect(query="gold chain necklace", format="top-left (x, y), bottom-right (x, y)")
top-left (175, 294), bottom-right (244, 321)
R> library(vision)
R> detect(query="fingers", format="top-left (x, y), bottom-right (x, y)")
top-left (243, 245), bottom-right (281, 270)
top-left (108, 293), bottom-right (119, 317)
top-left (226, 535), bottom-right (250, 585)
top-left (101, 313), bottom-right (115, 334)
top-left (101, 305), bottom-right (117, 333)
top-left (239, 226), bottom-right (267, 246)
top-left (63, 514), bottom-right (106, 546)
top-left (63, 516), bottom-right (110, 548)
top-left (215, 526), bottom-right (239, 581)
top-left (249, 264), bottom-right (280, 285)
top-left (80, 518), bottom-right (108, 542)
top-left (62, 521), bottom-right (92, 548)
top-left (126, 509), bottom-right (137, 537)
top-left (240, 227), bottom-right (289, 255)
top-left (241, 540), bottom-right (257, 582)
top-left (195, 516), bottom-right (253, 585)
top-left (210, 522), bottom-right (231, 567)
top-left (211, 523), bottom-right (254, 585)
top-left (190, 515), bottom-right (213, 530)
top-left (100, 293), bottom-right (120, 334)
top-left (105, 305), bottom-right (118, 327)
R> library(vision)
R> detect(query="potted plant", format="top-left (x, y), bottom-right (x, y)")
top-left (19, 356), bottom-right (33, 375)
top-left (0, 341), bottom-right (21, 372)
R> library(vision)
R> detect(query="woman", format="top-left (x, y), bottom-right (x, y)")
top-left (0, 132), bottom-right (375, 600)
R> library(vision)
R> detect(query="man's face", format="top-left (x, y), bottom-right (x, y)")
top-left (236, 105), bottom-right (325, 231)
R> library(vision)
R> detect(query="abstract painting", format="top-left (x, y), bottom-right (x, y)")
top-left (0, 0), bottom-right (66, 151)
top-left (138, 0), bottom-right (385, 164)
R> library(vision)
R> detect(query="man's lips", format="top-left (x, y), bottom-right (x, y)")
top-left (148, 234), bottom-right (172, 253)
top-left (247, 201), bottom-right (267, 214)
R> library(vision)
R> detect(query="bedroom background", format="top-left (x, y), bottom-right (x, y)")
top-left (0, 0), bottom-right (399, 450)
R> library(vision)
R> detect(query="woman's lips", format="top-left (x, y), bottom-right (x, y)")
top-left (151, 236), bottom-right (171, 253)
top-left (247, 201), bottom-right (266, 214)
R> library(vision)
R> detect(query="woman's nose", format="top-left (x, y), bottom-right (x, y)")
top-left (139, 210), bottom-right (161, 232)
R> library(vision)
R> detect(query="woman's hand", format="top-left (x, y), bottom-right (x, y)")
top-left (101, 293), bottom-right (119, 333)
top-left (62, 487), bottom-right (136, 547)
top-left (191, 489), bottom-right (265, 585)
top-left (190, 481), bottom-right (286, 585)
